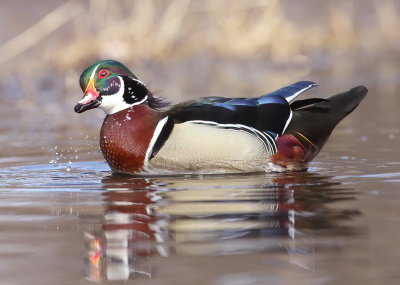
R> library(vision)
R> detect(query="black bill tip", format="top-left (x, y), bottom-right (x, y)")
top-left (74, 99), bottom-right (101, 113)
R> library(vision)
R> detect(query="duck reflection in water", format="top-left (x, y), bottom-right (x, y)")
top-left (83, 173), bottom-right (361, 282)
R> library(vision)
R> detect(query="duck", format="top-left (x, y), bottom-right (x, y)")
top-left (74, 60), bottom-right (367, 175)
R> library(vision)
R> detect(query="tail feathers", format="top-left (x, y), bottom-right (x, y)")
top-left (272, 85), bottom-right (367, 168)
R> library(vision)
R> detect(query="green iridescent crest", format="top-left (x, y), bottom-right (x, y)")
top-left (79, 60), bottom-right (138, 92)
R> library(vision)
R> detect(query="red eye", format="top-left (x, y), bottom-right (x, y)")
top-left (98, 69), bottom-right (110, 79)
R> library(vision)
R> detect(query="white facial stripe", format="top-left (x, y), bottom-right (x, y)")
top-left (98, 76), bottom-right (148, 115)
top-left (128, 78), bottom-right (146, 101)
top-left (89, 64), bottom-right (100, 80)
top-left (99, 76), bottom-right (126, 114)
top-left (132, 95), bottom-right (148, 106)
top-left (134, 79), bottom-right (145, 85)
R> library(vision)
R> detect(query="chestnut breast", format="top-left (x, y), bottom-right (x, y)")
top-left (100, 105), bottom-right (160, 174)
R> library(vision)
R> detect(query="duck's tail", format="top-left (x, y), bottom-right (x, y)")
top-left (271, 85), bottom-right (368, 170)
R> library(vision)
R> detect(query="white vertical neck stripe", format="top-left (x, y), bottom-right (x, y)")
top-left (144, 116), bottom-right (169, 167)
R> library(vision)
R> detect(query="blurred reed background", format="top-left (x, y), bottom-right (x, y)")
top-left (0, 0), bottom-right (399, 161)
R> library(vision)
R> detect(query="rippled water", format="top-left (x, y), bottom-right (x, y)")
top-left (1, 146), bottom-right (400, 284)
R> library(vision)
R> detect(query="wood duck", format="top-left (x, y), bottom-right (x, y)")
top-left (74, 60), bottom-right (367, 174)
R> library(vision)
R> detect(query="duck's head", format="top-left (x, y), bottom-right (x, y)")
top-left (75, 60), bottom-right (161, 115)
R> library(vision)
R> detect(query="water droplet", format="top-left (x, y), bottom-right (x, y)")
top-left (66, 165), bottom-right (71, 172)
top-left (49, 160), bottom-right (56, 164)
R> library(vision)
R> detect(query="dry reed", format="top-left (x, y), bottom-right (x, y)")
top-left (0, 0), bottom-right (398, 70)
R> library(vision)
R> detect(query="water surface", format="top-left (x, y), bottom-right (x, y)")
top-left (1, 143), bottom-right (400, 285)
